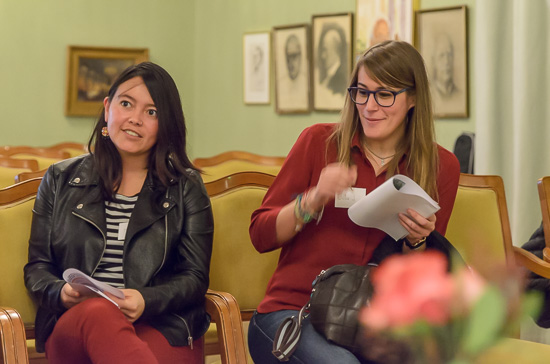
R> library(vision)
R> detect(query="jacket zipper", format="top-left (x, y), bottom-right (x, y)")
top-left (152, 188), bottom-right (171, 276)
top-left (173, 313), bottom-right (193, 349)
top-left (72, 211), bottom-right (107, 275)
top-left (152, 213), bottom-right (169, 277)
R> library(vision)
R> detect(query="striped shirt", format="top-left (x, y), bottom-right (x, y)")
top-left (92, 194), bottom-right (138, 288)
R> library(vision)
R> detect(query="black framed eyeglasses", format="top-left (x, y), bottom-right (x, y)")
top-left (347, 87), bottom-right (411, 107)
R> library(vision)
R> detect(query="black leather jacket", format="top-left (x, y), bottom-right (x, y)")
top-left (24, 155), bottom-right (214, 352)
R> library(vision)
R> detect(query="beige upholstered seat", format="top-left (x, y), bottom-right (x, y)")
top-left (204, 172), bottom-right (279, 363)
top-left (194, 151), bottom-right (285, 183)
top-left (0, 146), bottom-right (71, 170)
top-left (445, 174), bottom-right (550, 359)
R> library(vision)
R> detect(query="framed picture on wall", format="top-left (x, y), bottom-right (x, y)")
top-left (312, 12), bottom-right (353, 112)
top-left (272, 24), bottom-right (310, 114)
top-left (243, 32), bottom-right (271, 104)
top-left (355, 0), bottom-right (417, 55)
top-left (415, 6), bottom-right (469, 118)
top-left (65, 46), bottom-right (149, 117)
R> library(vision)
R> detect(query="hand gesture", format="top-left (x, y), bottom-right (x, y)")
top-left (309, 163), bottom-right (358, 210)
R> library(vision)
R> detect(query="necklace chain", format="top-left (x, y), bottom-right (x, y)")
top-left (364, 143), bottom-right (396, 166)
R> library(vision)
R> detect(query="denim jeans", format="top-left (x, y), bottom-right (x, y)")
top-left (248, 310), bottom-right (361, 364)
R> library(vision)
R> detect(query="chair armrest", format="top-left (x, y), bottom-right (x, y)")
top-left (205, 289), bottom-right (247, 364)
top-left (513, 246), bottom-right (550, 279)
top-left (0, 306), bottom-right (29, 364)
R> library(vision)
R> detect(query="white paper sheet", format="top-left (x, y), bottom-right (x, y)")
top-left (348, 175), bottom-right (440, 240)
top-left (63, 268), bottom-right (125, 307)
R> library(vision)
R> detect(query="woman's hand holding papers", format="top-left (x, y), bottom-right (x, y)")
top-left (399, 209), bottom-right (436, 249)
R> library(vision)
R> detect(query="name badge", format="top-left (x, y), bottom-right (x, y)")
top-left (335, 187), bottom-right (366, 208)
top-left (118, 222), bottom-right (128, 241)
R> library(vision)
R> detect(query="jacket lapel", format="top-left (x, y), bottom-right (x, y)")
top-left (124, 175), bottom-right (175, 244)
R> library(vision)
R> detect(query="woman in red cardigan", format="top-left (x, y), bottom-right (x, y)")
top-left (248, 40), bottom-right (460, 363)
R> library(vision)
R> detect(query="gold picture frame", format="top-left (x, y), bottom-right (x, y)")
top-left (415, 6), bottom-right (469, 118)
top-left (65, 46), bottom-right (149, 117)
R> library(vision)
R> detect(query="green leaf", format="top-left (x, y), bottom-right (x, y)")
top-left (522, 291), bottom-right (543, 319)
top-left (461, 286), bottom-right (506, 355)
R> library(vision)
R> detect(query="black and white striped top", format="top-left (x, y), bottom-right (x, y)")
top-left (92, 194), bottom-right (138, 289)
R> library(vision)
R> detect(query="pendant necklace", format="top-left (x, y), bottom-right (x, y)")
top-left (364, 143), bottom-right (396, 166)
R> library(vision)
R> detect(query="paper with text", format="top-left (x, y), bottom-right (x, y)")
top-left (348, 175), bottom-right (440, 240)
top-left (63, 268), bottom-right (124, 307)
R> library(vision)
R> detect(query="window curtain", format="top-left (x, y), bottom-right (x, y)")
top-left (475, 0), bottom-right (550, 343)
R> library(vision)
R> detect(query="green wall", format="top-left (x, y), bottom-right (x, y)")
top-left (0, 0), bottom-right (195, 147)
top-left (0, 0), bottom-right (475, 159)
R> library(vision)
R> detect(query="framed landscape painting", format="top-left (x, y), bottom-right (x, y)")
top-left (65, 46), bottom-right (149, 117)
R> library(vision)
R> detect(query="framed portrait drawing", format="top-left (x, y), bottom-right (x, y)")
top-left (416, 6), bottom-right (469, 118)
top-left (355, 0), bottom-right (417, 55)
top-left (65, 46), bottom-right (149, 117)
top-left (243, 32), bottom-right (271, 104)
top-left (312, 13), bottom-right (353, 112)
top-left (272, 24), bottom-right (310, 114)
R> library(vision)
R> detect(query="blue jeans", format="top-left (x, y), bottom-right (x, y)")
top-left (248, 310), bottom-right (362, 364)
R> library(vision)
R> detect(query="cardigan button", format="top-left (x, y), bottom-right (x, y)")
top-left (76, 204), bottom-right (83, 209)
top-left (73, 177), bottom-right (81, 183)
top-left (163, 202), bottom-right (170, 208)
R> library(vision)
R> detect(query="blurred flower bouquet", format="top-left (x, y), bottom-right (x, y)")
top-left (359, 251), bottom-right (541, 364)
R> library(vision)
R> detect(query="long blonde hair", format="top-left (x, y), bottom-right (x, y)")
top-left (329, 40), bottom-right (439, 200)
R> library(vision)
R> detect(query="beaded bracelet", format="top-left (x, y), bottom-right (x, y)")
top-left (294, 192), bottom-right (324, 231)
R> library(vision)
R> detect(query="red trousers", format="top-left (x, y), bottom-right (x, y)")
top-left (45, 298), bottom-right (204, 364)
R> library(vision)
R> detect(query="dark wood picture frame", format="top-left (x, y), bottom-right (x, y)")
top-left (272, 24), bottom-right (311, 114)
top-left (415, 6), bottom-right (469, 118)
top-left (312, 13), bottom-right (353, 112)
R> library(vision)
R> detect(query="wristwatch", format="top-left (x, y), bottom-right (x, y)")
top-left (404, 236), bottom-right (427, 250)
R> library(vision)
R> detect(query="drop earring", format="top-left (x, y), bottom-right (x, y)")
top-left (101, 126), bottom-right (109, 138)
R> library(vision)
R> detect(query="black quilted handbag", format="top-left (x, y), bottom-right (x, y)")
top-left (272, 264), bottom-right (376, 361)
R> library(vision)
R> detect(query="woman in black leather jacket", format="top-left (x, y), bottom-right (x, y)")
top-left (24, 62), bottom-right (213, 363)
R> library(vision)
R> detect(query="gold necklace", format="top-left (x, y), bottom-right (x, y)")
top-left (364, 143), bottom-right (396, 166)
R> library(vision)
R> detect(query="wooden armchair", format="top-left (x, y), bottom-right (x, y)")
top-left (446, 173), bottom-right (550, 279)
top-left (0, 179), bottom-right (246, 364)
top-left (193, 151), bottom-right (285, 183)
top-left (204, 172), bottom-right (279, 363)
top-left (0, 157), bottom-right (40, 189)
top-left (48, 142), bottom-right (88, 158)
top-left (534, 176), bottom-right (550, 262)
top-left (445, 174), bottom-right (550, 360)
top-left (0, 147), bottom-right (70, 170)
top-left (14, 169), bottom-right (47, 184)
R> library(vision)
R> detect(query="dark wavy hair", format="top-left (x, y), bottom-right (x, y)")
top-left (88, 62), bottom-right (195, 200)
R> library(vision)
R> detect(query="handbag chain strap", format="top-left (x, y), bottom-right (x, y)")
top-left (272, 304), bottom-right (309, 361)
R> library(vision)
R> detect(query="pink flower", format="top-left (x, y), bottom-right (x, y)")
top-left (360, 251), bottom-right (455, 330)
top-left (453, 267), bottom-right (487, 312)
